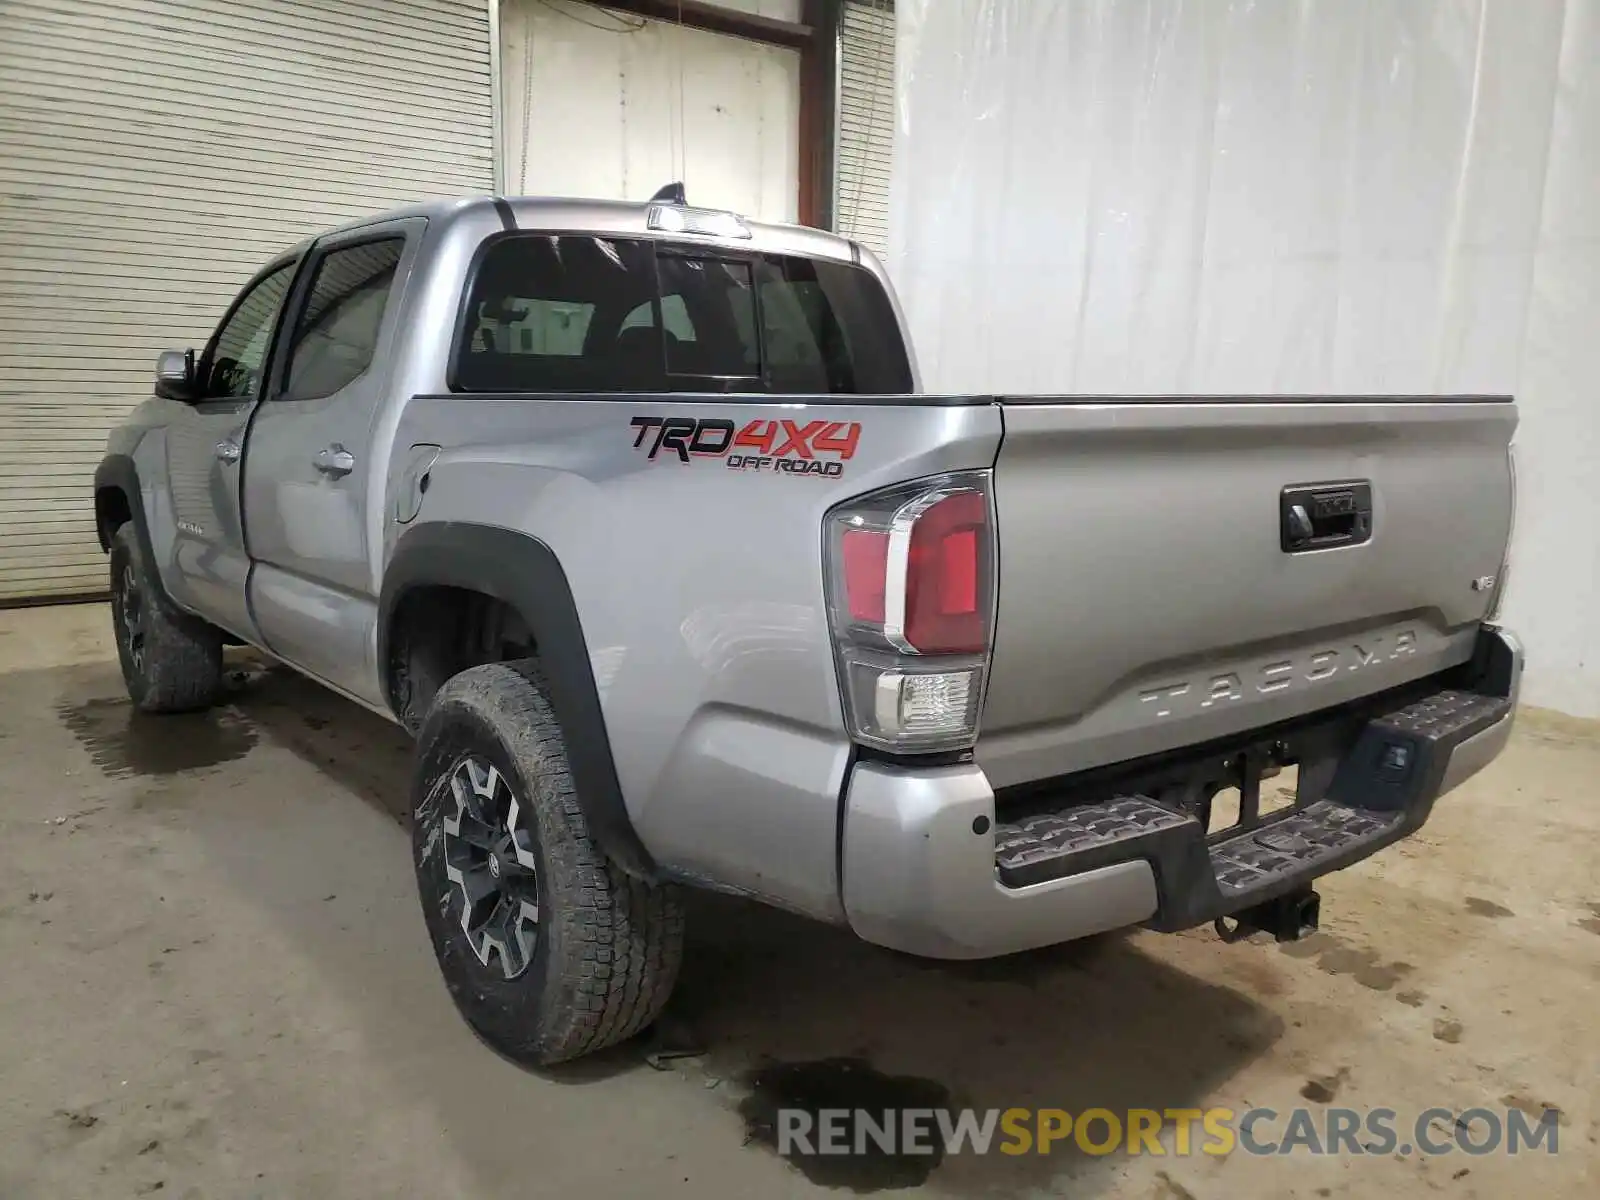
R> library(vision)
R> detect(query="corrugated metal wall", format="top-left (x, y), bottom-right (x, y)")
top-left (834, 0), bottom-right (894, 259)
top-left (0, 0), bottom-right (494, 601)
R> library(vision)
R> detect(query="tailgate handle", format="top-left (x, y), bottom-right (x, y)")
top-left (1281, 481), bottom-right (1372, 552)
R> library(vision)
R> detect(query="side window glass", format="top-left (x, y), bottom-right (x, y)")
top-left (282, 239), bottom-right (404, 400)
top-left (202, 264), bottom-right (294, 399)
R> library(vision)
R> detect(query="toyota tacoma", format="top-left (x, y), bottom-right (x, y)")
top-left (94, 189), bottom-right (1521, 1064)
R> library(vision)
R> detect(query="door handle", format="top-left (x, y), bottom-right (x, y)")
top-left (1280, 481), bottom-right (1373, 552)
top-left (314, 444), bottom-right (356, 478)
top-left (215, 439), bottom-right (241, 465)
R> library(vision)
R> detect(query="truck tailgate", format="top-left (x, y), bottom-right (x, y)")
top-left (979, 398), bottom-right (1516, 789)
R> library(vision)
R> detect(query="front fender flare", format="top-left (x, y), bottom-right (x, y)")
top-left (379, 522), bottom-right (655, 879)
top-left (94, 453), bottom-right (172, 607)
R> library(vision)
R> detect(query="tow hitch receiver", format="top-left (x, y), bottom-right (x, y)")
top-left (1215, 888), bottom-right (1321, 944)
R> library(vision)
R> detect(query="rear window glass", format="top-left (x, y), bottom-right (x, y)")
top-left (452, 233), bottom-right (912, 394)
top-left (657, 254), bottom-right (759, 379)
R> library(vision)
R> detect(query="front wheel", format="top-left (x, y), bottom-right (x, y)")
top-left (411, 660), bottom-right (685, 1065)
top-left (109, 524), bottom-right (224, 713)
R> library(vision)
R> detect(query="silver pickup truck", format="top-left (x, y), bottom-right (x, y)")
top-left (94, 190), bottom-right (1521, 1064)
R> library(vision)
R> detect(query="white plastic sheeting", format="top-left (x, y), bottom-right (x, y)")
top-left (891, 0), bottom-right (1600, 717)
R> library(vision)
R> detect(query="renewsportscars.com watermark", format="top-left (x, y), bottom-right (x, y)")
top-left (777, 1105), bottom-right (1562, 1159)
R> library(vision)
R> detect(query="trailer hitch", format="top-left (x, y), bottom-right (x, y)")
top-left (1214, 887), bottom-right (1321, 944)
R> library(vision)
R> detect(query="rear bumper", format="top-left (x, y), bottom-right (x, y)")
top-left (840, 626), bottom-right (1521, 960)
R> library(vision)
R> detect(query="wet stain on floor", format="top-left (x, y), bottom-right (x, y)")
top-left (1154, 1169), bottom-right (1200, 1200)
top-left (1577, 902), bottom-right (1600, 936)
top-left (57, 698), bottom-right (257, 778)
top-left (737, 1057), bottom-right (951, 1191)
top-left (1298, 1066), bottom-right (1350, 1103)
top-left (1222, 952), bottom-right (1286, 999)
top-left (1500, 1093), bottom-right (1569, 1127)
top-left (1277, 933), bottom-right (1412, 991)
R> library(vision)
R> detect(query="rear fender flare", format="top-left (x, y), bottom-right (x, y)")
top-left (378, 522), bottom-right (655, 879)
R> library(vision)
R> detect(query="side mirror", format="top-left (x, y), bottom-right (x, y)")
top-left (155, 349), bottom-right (197, 402)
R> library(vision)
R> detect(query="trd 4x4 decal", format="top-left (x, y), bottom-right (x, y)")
top-left (629, 416), bottom-right (861, 477)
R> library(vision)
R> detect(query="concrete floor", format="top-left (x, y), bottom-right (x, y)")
top-left (0, 603), bottom-right (1594, 1200)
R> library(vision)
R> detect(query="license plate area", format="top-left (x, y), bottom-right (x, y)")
top-left (1199, 752), bottom-right (1301, 842)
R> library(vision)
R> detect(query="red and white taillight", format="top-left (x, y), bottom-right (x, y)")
top-left (824, 471), bottom-right (996, 753)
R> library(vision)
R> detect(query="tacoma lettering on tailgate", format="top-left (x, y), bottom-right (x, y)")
top-left (1138, 630), bottom-right (1417, 719)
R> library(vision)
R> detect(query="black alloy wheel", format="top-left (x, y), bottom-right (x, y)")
top-left (440, 753), bottom-right (542, 979)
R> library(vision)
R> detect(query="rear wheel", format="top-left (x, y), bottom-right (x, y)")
top-left (411, 660), bottom-right (685, 1065)
top-left (109, 525), bottom-right (224, 713)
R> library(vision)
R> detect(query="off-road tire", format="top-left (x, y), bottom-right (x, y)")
top-left (109, 524), bottom-right (225, 713)
top-left (411, 659), bottom-right (685, 1065)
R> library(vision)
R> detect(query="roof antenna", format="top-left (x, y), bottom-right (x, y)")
top-left (649, 181), bottom-right (686, 205)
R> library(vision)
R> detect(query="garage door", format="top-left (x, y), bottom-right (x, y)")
top-left (0, 0), bottom-right (494, 602)
top-left (834, 0), bottom-right (894, 259)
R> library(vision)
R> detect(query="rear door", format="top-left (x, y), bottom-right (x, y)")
top-left (978, 397), bottom-right (1516, 789)
top-left (162, 258), bottom-right (298, 640)
top-left (241, 220), bottom-right (419, 704)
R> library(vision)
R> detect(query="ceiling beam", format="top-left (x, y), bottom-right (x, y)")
top-left (595, 0), bottom-right (814, 48)
top-left (797, 0), bottom-right (839, 229)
